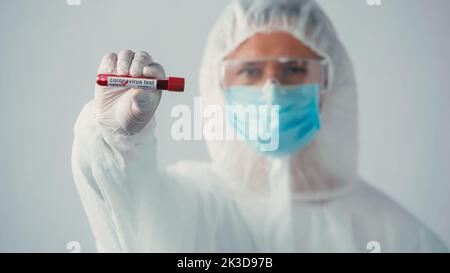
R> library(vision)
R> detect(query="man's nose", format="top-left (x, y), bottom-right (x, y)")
top-left (267, 78), bottom-right (279, 85)
top-left (264, 64), bottom-right (279, 80)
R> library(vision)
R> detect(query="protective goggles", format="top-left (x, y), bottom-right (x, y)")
top-left (220, 56), bottom-right (329, 91)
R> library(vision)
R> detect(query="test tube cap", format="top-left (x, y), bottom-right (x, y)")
top-left (167, 77), bottom-right (185, 92)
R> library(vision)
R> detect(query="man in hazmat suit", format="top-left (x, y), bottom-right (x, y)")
top-left (71, 0), bottom-right (447, 252)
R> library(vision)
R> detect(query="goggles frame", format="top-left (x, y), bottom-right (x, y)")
top-left (219, 56), bottom-right (330, 92)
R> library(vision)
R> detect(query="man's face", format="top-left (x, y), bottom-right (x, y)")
top-left (225, 32), bottom-right (325, 110)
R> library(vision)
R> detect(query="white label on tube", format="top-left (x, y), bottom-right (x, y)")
top-left (107, 76), bottom-right (157, 89)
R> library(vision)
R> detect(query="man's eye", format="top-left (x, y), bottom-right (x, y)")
top-left (284, 66), bottom-right (307, 75)
top-left (238, 67), bottom-right (262, 77)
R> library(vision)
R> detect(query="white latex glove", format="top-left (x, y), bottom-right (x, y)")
top-left (95, 49), bottom-right (165, 135)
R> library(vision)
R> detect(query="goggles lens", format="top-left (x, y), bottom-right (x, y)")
top-left (221, 57), bottom-right (328, 90)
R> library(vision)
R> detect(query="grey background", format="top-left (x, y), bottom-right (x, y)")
top-left (0, 0), bottom-right (449, 252)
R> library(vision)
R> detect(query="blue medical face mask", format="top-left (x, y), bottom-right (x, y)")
top-left (225, 82), bottom-right (321, 157)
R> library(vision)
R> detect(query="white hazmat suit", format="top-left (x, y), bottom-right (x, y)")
top-left (71, 0), bottom-right (447, 252)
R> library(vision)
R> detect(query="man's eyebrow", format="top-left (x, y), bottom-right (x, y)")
top-left (241, 61), bottom-right (261, 66)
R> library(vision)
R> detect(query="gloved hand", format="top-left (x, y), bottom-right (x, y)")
top-left (95, 49), bottom-right (165, 135)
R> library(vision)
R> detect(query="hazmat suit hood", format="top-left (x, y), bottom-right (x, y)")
top-left (199, 0), bottom-right (359, 201)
